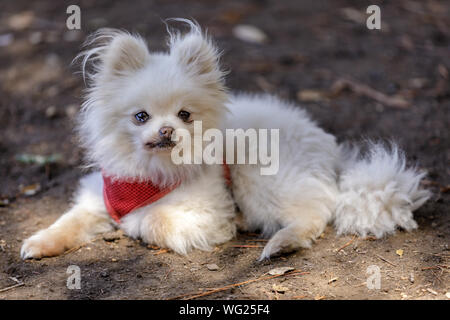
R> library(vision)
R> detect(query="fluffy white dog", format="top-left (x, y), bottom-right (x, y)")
top-left (21, 20), bottom-right (430, 261)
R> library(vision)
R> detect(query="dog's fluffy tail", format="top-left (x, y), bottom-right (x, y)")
top-left (334, 141), bottom-right (430, 238)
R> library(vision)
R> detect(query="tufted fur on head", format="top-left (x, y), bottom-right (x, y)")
top-left (75, 20), bottom-right (228, 186)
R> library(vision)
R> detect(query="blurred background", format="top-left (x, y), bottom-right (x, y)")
top-left (0, 0), bottom-right (448, 300)
top-left (0, 0), bottom-right (448, 200)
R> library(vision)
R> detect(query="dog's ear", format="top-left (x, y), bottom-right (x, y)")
top-left (169, 22), bottom-right (222, 79)
top-left (102, 32), bottom-right (149, 76)
top-left (79, 29), bottom-right (150, 81)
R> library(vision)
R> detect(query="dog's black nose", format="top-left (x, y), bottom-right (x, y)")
top-left (159, 126), bottom-right (174, 139)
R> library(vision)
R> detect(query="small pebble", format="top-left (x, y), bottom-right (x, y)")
top-left (100, 271), bottom-right (109, 278)
top-left (66, 104), bottom-right (78, 118)
top-left (45, 106), bottom-right (57, 118)
top-left (206, 263), bottom-right (220, 271)
top-left (103, 232), bottom-right (121, 242)
top-left (29, 31), bottom-right (42, 45)
top-left (232, 25), bottom-right (267, 44)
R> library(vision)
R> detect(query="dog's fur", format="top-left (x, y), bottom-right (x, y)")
top-left (21, 21), bottom-right (430, 261)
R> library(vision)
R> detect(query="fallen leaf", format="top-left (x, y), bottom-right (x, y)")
top-left (272, 284), bottom-right (288, 293)
top-left (20, 183), bottom-right (41, 196)
top-left (268, 266), bottom-right (295, 276)
top-left (396, 249), bottom-right (404, 257)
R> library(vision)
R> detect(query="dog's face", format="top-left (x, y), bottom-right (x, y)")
top-left (78, 24), bottom-right (227, 183)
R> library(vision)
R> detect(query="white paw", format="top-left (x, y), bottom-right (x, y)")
top-left (20, 231), bottom-right (66, 260)
top-left (258, 249), bottom-right (273, 261)
top-left (258, 241), bottom-right (280, 261)
top-left (399, 217), bottom-right (418, 232)
top-left (21, 234), bottom-right (46, 259)
top-left (258, 234), bottom-right (312, 261)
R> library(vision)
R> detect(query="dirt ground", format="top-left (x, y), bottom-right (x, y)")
top-left (0, 0), bottom-right (449, 300)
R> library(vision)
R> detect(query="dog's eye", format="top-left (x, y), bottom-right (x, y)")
top-left (135, 111), bottom-right (150, 123)
top-left (178, 110), bottom-right (191, 122)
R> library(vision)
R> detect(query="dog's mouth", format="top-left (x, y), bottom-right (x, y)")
top-left (145, 139), bottom-right (176, 151)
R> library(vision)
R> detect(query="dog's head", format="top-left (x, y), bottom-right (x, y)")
top-left (77, 20), bottom-right (227, 184)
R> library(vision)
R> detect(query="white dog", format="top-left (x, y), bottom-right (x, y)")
top-left (21, 20), bottom-right (430, 261)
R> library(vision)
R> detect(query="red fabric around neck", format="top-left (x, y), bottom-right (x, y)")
top-left (102, 164), bottom-right (231, 223)
top-left (102, 173), bottom-right (179, 223)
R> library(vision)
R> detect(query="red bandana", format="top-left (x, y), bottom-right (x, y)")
top-left (102, 164), bottom-right (231, 223)
top-left (102, 173), bottom-right (179, 223)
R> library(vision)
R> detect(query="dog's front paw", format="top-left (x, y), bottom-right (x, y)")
top-left (21, 230), bottom-right (69, 259)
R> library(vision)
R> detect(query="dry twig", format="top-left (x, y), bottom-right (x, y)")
top-left (154, 248), bottom-right (169, 255)
top-left (331, 78), bottom-right (410, 108)
top-left (0, 277), bottom-right (24, 293)
top-left (375, 254), bottom-right (397, 267)
top-left (421, 265), bottom-right (449, 271)
top-left (336, 235), bottom-right (357, 252)
top-left (167, 270), bottom-right (309, 300)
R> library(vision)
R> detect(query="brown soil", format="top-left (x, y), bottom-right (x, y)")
top-left (0, 0), bottom-right (448, 300)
